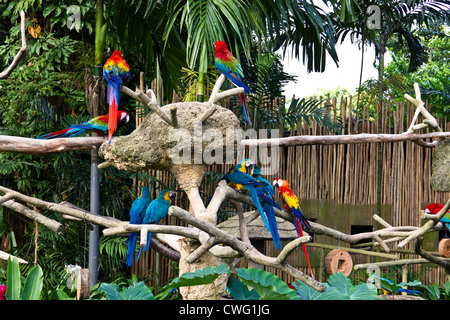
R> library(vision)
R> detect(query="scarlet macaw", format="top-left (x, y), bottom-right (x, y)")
top-left (424, 203), bottom-right (450, 231)
top-left (252, 166), bottom-right (282, 250)
top-left (137, 189), bottom-right (176, 262)
top-left (126, 186), bottom-right (152, 268)
top-left (214, 41), bottom-right (252, 126)
top-left (273, 178), bottom-right (314, 278)
top-left (37, 111), bottom-right (129, 139)
top-left (224, 159), bottom-right (272, 235)
top-left (103, 50), bottom-right (130, 143)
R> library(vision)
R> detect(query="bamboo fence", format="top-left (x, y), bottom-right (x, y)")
top-left (131, 85), bottom-right (450, 287)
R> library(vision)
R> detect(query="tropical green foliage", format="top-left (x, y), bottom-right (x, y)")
top-left (5, 257), bottom-right (43, 300)
top-left (293, 272), bottom-right (377, 300)
top-left (385, 27), bottom-right (450, 117)
top-left (100, 275), bottom-right (155, 300)
top-left (419, 280), bottom-right (450, 300)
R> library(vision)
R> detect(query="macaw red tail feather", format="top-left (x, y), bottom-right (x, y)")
top-left (108, 100), bottom-right (118, 143)
top-left (239, 93), bottom-right (252, 126)
top-left (296, 218), bottom-right (314, 279)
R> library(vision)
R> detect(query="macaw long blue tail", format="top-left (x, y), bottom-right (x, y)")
top-left (263, 201), bottom-right (282, 250)
top-left (247, 187), bottom-right (271, 233)
top-left (136, 232), bottom-right (153, 263)
top-left (126, 233), bottom-right (138, 268)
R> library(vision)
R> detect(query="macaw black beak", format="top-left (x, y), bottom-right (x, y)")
top-left (273, 180), bottom-right (278, 187)
top-left (120, 114), bottom-right (130, 126)
top-left (245, 160), bottom-right (255, 175)
top-left (169, 190), bottom-right (176, 202)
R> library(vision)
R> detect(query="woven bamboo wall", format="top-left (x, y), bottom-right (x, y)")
top-left (130, 87), bottom-right (450, 287)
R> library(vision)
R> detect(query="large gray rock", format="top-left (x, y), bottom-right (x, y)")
top-left (431, 138), bottom-right (450, 192)
top-left (99, 102), bottom-right (241, 190)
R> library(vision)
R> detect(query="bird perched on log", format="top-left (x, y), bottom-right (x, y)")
top-left (424, 203), bottom-right (450, 231)
top-left (214, 40), bottom-right (251, 126)
top-left (126, 186), bottom-right (152, 268)
top-left (37, 111), bottom-right (129, 139)
top-left (224, 159), bottom-right (272, 233)
top-left (137, 189), bottom-right (176, 262)
top-left (103, 50), bottom-right (130, 143)
top-left (252, 166), bottom-right (282, 250)
top-left (273, 178), bottom-right (314, 278)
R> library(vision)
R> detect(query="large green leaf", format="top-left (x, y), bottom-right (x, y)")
top-left (294, 272), bottom-right (377, 300)
top-left (327, 272), bottom-right (377, 300)
top-left (227, 276), bottom-right (260, 300)
top-left (100, 281), bottom-right (155, 300)
top-left (235, 268), bottom-right (299, 300)
top-left (5, 257), bottom-right (20, 300)
top-left (167, 264), bottom-right (231, 288)
top-left (293, 281), bottom-right (343, 300)
top-left (21, 265), bottom-right (43, 300)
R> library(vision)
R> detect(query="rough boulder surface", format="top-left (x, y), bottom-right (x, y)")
top-left (431, 138), bottom-right (450, 192)
top-left (99, 102), bottom-right (241, 190)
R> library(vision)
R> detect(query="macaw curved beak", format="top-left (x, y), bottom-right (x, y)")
top-left (244, 160), bottom-right (255, 175)
top-left (120, 114), bottom-right (130, 125)
top-left (169, 190), bottom-right (176, 201)
top-left (273, 179), bottom-right (279, 187)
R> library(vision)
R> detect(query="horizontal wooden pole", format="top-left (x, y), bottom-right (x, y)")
top-left (0, 135), bottom-right (107, 154)
top-left (1, 131), bottom-right (448, 156)
top-left (241, 132), bottom-right (450, 148)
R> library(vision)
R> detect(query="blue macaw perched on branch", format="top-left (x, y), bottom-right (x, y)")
top-left (252, 166), bottom-right (282, 250)
top-left (126, 186), bottom-right (152, 268)
top-left (224, 159), bottom-right (272, 235)
top-left (103, 50), bottom-right (130, 144)
top-left (137, 189), bottom-right (176, 262)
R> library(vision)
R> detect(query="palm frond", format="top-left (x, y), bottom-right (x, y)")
top-left (280, 98), bottom-right (343, 134)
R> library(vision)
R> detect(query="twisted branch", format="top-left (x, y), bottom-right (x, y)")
top-left (404, 83), bottom-right (443, 147)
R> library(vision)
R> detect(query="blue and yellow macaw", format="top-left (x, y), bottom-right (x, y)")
top-left (137, 189), bottom-right (176, 262)
top-left (252, 166), bottom-right (282, 250)
top-left (369, 276), bottom-right (421, 296)
top-left (126, 186), bottom-right (152, 268)
top-left (225, 159), bottom-right (272, 234)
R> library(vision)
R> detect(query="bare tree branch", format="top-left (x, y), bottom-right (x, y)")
top-left (0, 10), bottom-right (27, 79)
top-left (0, 135), bottom-right (106, 154)
top-left (240, 132), bottom-right (450, 148)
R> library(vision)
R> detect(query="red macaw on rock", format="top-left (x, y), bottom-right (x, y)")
top-left (37, 111), bottom-right (129, 139)
top-left (214, 40), bottom-right (252, 126)
top-left (273, 178), bottom-right (314, 279)
top-left (103, 50), bottom-right (130, 143)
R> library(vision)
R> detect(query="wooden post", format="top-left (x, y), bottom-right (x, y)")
top-left (77, 269), bottom-right (90, 300)
top-left (401, 265), bottom-right (408, 296)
